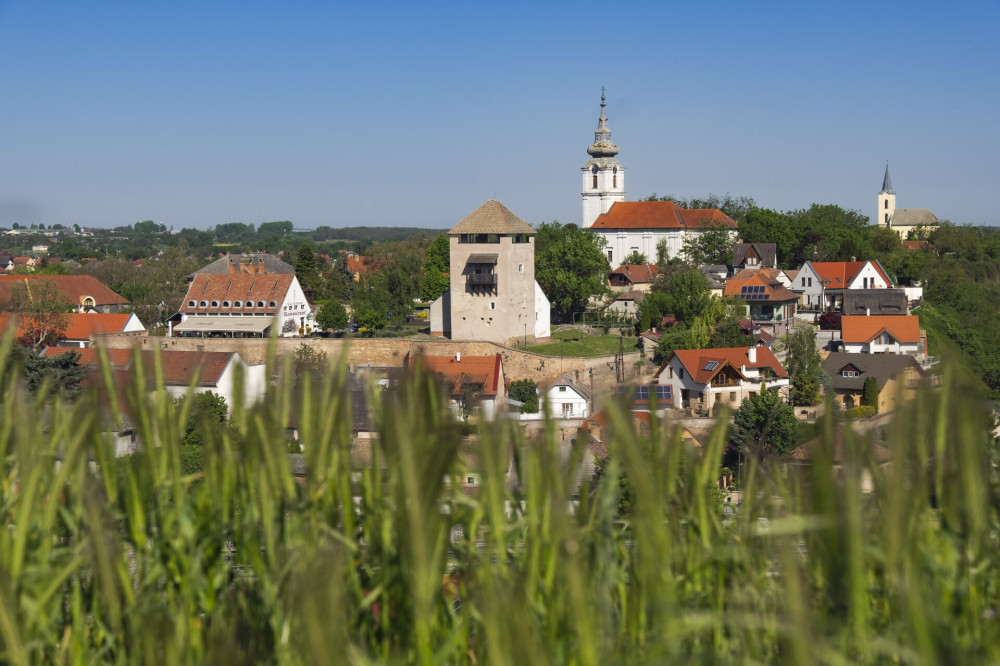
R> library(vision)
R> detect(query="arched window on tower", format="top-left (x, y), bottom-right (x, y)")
top-left (885, 214), bottom-right (889, 224)
top-left (613, 166), bottom-right (617, 188)
top-left (884, 200), bottom-right (888, 209)
top-left (592, 165), bottom-right (598, 189)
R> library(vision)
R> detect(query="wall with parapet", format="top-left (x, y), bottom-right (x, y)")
top-left (97, 335), bottom-right (643, 394)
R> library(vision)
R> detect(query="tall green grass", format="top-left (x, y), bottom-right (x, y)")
top-left (1, 334), bottom-right (999, 664)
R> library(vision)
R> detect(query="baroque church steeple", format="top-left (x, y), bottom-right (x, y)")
top-left (582, 89), bottom-right (625, 229)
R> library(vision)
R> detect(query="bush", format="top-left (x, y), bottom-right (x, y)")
top-left (845, 405), bottom-right (877, 419)
top-left (818, 311), bottom-right (842, 330)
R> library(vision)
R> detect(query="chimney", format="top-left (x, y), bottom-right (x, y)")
top-left (851, 256), bottom-right (856, 262)
top-left (456, 351), bottom-right (461, 362)
top-left (866, 307), bottom-right (870, 316)
top-left (748, 345), bottom-right (757, 364)
top-left (228, 256), bottom-right (236, 274)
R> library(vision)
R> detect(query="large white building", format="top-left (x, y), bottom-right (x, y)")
top-left (579, 92), bottom-right (738, 264)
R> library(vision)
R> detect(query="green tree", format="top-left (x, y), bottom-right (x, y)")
top-left (790, 373), bottom-right (821, 407)
top-left (658, 266), bottom-right (710, 325)
top-left (731, 388), bottom-right (799, 462)
top-left (535, 222), bottom-right (610, 322)
top-left (621, 250), bottom-right (648, 265)
top-left (681, 223), bottom-right (736, 265)
top-left (315, 300), bottom-right (348, 332)
top-left (294, 243), bottom-right (321, 294)
top-left (3, 347), bottom-right (86, 398)
top-left (862, 376), bottom-right (879, 413)
top-left (508, 379), bottom-right (539, 414)
top-left (421, 266), bottom-right (450, 302)
top-left (784, 325), bottom-right (822, 379)
top-left (351, 273), bottom-right (390, 333)
top-left (456, 374), bottom-right (484, 422)
top-left (426, 234), bottom-right (450, 273)
top-left (4, 279), bottom-right (72, 348)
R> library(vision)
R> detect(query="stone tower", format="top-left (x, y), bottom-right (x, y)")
top-left (878, 164), bottom-right (896, 228)
top-left (433, 200), bottom-right (550, 345)
top-left (582, 89), bottom-right (625, 228)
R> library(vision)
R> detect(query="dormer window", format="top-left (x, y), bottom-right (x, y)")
top-left (257, 301), bottom-right (265, 308)
top-left (269, 300), bottom-right (277, 308)
top-left (210, 300), bottom-right (219, 307)
top-left (234, 301), bottom-right (242, 307)
top-left (188, 300), bottom-right (196, 308)
top-left (245, 301), bottom-right (253, 309)
top-left (199, 300), bottom-right (208, 307)
top-left (222, 300), bottom-right (230, 308)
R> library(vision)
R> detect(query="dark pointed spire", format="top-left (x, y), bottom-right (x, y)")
top-left (880, 163), bottom-right (894, 194)
top-left (587, 88), bottom-right (619, 158)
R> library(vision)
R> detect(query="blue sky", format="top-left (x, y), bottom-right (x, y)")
top-left (1, 1), bottom-right (997, 230)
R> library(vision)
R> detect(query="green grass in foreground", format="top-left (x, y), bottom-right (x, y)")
top-left (1, 330), bottom-right (1000, 664)
top-left (527, 333), bottom-right (638, 357)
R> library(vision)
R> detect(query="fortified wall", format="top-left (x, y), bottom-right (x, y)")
top-left (97, 335), bottom-right (645, 394)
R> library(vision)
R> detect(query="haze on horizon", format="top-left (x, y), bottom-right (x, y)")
top-left (1, 1), bottom-right (997, 231)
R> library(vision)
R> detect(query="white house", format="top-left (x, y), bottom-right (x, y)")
top-left (840, 315), bottom-right (922, 355)
top-left (793, 260), bottom-right (893, 311)
top-left (654, 346), bottom-right (789, 413)
top-left (173, 258), bottom-right (311, 337)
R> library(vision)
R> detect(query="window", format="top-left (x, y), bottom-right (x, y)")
top-left (188, 300), bottom-right (196, 308)
top-left (678, 368), bottom-right (684, 379)
top-left (884, 200), bottom-right (888, 209)
top-left (593, 174), bottom-right (598, 188)
top-left (222, 301), bottom-right (230, 308)
top-left (635, 386), bottom-right (649, 400)
top-left (667, 367), bottom-right (673, 379)
top-left (200, 300), bottom-right (208, 307)
top-left (592, 164), bottom-right (598, 189)
top-left (656, 385), bottom-right (671, 401)
top-left (885, 213), bottom-right (890, 224)
top-left (210, 301), bottom-right (219, 307)
top-left (234, 301), bottom-right (242, 307)
top-left (613, 167), bottom-right (617, 188)
top-left (730, 391), bottom-right (736, 401)
top-left (715, 393), bottom-right (723, 402)
top-left (257, 301), bottom-right (265, 308)
top-left (518, 263), bottom-right (524, 274)
top-left (558, 386), bottom-right (567, 392)
top-left (607, 249), bottom-right (613, 263)
top-left (842, 370), bottom-right (859, 378)
top-left (466, 476), bottom-right (475, 486)
top-left (490, 302), bottom-right (496, 311)
top-left (269, 301), bottom-right (277, 308)
top-left (245, 301), bottom-right (253, 309)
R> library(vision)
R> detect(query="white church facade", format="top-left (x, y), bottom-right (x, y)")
top-left (579, 92), bottom-right (738, 264)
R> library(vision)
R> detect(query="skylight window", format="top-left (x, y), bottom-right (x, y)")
top-left (703, 361), bottom-right (719, 371)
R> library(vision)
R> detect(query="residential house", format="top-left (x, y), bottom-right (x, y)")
top-left (724, 270), bottom-right (799, 328)
top-left (541, 372), bottom-right (591, 419)
top-left (0, 275), bottom-right (130, 312)
top-left (173, 258), bottom-right (311, 337)
top-left (654, 346), bottom-right (789, 413)
top-left (608, 263), bottom-right (657, 292)
top-left (606, 290), bottom-right (644, 320)
top-left (738, 319), bottom-right (776, 348)
top-left (793, 261), bottom-right (893, 311)
top-left (731, 243), bottom-right (777, 272)
top-left (839, 315), bottom-right (922, 355)
top-left (822, 352), bottom-right (924, 412)
top-left (418, 353), bottom-right (506, 420)
top-left (2, 312), bottom-right (145, 347)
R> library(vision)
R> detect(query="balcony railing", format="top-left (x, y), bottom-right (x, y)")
top-left (467, 274), bottom-right (497, 286)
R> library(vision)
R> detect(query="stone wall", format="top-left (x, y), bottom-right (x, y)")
top-left (98, 335), bottom-right (646, 393)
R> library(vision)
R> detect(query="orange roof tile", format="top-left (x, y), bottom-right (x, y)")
top-left (592, 201), bottom-right (737, 230)
top-left (809, 261), bottom-right (892, 288)
top-left (417, 354), bottom-right (502, 397)
top-left (61, 313), bottom-right (136, 340)
top-left (0, 275), bottom-right (129, 308)
top-left (724, 273), bottom-right (799, 302)
top-left (840, 315), bottom-right (920, 344)
top-left (663, 347), bottom-right (788, 385)
top-left (40, 346), bottom-right (133, 370)
top-left (610, 263), bottom-right (658, 284)
top-left (181, 273), bottom-right (296, 315)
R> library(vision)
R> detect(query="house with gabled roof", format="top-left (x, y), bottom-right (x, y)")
top-left (417, 352), bottom-right (506, 420)
top-left (2, 312), bottom-right (145, 348)
top-left (841, 289), bottom-right (909, 317)
top-left (173, 259), bottom-right (310, 337)
top-left (0, 275), bottom-right (130, 312)
top-left (731, 243), bottom-right (777, 272)
top-left (724, 271), bottom-right (799, 326)
top-left (542, 372), bottom-right (591, 419)
top-left (840, 315), bottom-right (922, 355)
top-left (822, 352), bottom-right (924, 412)
top-left (793, 260), bottom-right (893, 311)
top-left (653, 346), bottom-right (789, 413)
top-left (608, 263), bottom-right (657, 292)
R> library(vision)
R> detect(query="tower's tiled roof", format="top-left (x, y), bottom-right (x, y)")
top-left (448, 200), bottom-right (536, 236)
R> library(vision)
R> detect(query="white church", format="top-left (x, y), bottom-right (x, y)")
top-left (579, 91), bottom-right (738, 264)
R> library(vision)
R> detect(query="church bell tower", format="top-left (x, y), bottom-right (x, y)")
top-left (878, 164), bottom-right (896, 228)
top-left (581, 89), bottom-right (625, 228)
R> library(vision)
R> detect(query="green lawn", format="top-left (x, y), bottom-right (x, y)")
top-left (527, 333), bottom-right (638, 357)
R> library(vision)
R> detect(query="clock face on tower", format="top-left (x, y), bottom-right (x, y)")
top-left (591, 165), bottom-right (598, 174)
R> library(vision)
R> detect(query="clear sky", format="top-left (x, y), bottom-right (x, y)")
top-left (1, 1), bottom-right (997, 230)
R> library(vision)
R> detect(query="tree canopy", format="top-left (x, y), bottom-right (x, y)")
top-left (535, 222), bottom-right (610, 322)
top-left (731, 388), bottom-right (799, 462)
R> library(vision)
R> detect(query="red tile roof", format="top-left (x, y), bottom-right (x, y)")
top-left (62, 313), bottom-right (137, 340)
top-left (40, 346), bottom-right (133, 370)
top-left (181, 273), bottom-right (296, 315)
top-left (0, 275), bottom-right (129, 308)
top-left (724, 272), bottom-right (799, 302)
top-left (417, 354), bottom-right (502, 397)
top-left (592, 201), bottom-right (737, 230)
top-left (809, 261), bottom-right (892, 289)
top-left (662, 347), bottom-right (788, 385)
top-left (840, 315), bottom-right (920, 344)
top-left (610, 263), bottom-right (658, 284)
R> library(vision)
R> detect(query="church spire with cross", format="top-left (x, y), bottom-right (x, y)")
top-left (582, 88), bottom-right (625, 229)
top-left (877, 162), bottom-right (896, 227)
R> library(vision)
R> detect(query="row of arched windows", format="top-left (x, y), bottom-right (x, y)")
top-left (187, 299), bottom-right (277, 309)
